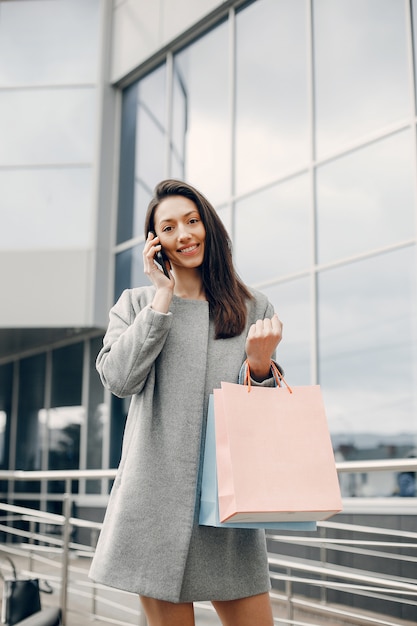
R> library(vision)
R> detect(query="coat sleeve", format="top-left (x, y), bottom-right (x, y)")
top-left (96, 290), bottom-right (173, 397)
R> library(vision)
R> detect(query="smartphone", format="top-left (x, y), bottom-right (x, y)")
top-left (152, 233), bottom-right (171, 278)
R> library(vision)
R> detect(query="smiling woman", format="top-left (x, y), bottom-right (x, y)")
top-left (89, 179), bottom-right (284, 626)
top-left (153, 195), bottom-right (206, 277)
top-left (143, 179), bottom-right (256, 339)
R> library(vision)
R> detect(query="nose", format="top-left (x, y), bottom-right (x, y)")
top-left (177, 228), bottom-right (191, 242)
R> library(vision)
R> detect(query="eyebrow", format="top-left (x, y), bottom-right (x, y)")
top-left (158, 210), bottom-right (198, 225)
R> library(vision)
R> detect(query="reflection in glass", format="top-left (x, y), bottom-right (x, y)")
top-left (133, 182), bottom-right (153, 242)
top-left (174, 20), bottom-right (229, 205)
top-left (49, 344), bottom-right (83, 476)
top-left (0, 363), bottom-right (13, 469)
top-left (318, 247), bottom-right (417, 472)
top-left (117, 67), bottom-right (167, 244)
top-left (16, 354), bottom-right (46, 493)
top-left (115, 244), bottom-right (147, 300)
top-left (235, 0), bottom-right (308, 194)
top-left (262, 278), bottom-right (312, 385)
top-left (0, 88), bottom-right (96, 165)
top-left (0, 168), bottom-right (93, 249)
top-left (234, 175), bottom-right (311, 285)
top-left (171, 67), bottom-right (187, 176)
top-left (139, 65), bottom-right (166, 129)
top-left (0, 0), bottom-right (100, 86)
top-left (87, 336), bottom-right (106, 494)
top-left (134, 106), bottom-right (165, 232)
top-left (316, 131), bottom-right (415, 264)
top-left (117, 83), bottom-right (138, 244)
top-left (135, 64), bottom-right (167, 231)
top-left (314, 0), bottom-right (409, 157)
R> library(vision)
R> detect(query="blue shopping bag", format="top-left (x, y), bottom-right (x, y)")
top-left (199, 395), bottom-right (317, 531)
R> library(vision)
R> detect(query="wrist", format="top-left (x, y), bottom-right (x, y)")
top-left (152, 286), bottom-right (174, 314)
top-left (246, 359), bottom-right (272, 382)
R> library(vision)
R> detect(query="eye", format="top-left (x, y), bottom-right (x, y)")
top-left (189, 217), bottom-right (200, 224)
top-left (162, 225), bottom-right (173, 232)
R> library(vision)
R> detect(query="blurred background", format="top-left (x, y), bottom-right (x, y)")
top-left (0, 0), bottom-right (416, 525)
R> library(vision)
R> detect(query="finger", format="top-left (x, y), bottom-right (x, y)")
top-left (144, 240), bottom-right (161, 262)
top-left (271, 314), bottom-right (282, 332)
top-left (255, 318), bottom-right (269, 334)
top-left (262, 317), bottom-right (272, 332)
top-left (143, 243), bottom-right (161, 274)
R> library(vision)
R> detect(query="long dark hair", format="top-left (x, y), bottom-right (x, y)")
top-left (144, 179), bottom-right (253, 339)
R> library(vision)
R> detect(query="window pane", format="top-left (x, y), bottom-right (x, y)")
top-left (262, 278), bottom-right (312, 385)
top-left (140, 65), bottom-right (166, 129)
top-left (16, 354), bottom-right (46, 495)
top-left (314, 0), bottom-right (410, 157)
top-left (49, 344), bottom-right (83, 473)
top-left (174, 20), bottom-right (230, 205)
top-left (0, 89), bottom-right (96, 165)
top-left (117, 83), bottom-right (138, 244)
top-left (135, 66), bottom-right (167, 238)
top-left (0, 0), bottom-right (100, 86)
top-left (115, 243), bottom-right (147, 300)
top-left (235, 0), bottom-right (308, 193)
top-left (0, 168), bottom-right (93, 249)
top-left (87, 336), bottom-right (106, 494)
top-left (316, 131), bottom-right (415, 264)
top-left (234, 174), bottom-right (311, 285)
top-left (171, 68), bottom-right (187, 175)
top-left (318, 248), bottom-right (417, 492)
top-left (0, 363), bottom-right (13, 470)
top-left (135, 107), bottom-right (165, 217)
top-left (117, 67), bottom-right (167, 244)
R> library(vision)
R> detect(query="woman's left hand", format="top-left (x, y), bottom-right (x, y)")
top-left (245, 314), bottom-right (283, 380)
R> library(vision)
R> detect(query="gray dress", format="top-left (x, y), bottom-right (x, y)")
top-left (89, 286), bottom-right (276, 602)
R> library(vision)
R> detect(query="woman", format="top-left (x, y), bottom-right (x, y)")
top-left (89, 180), bottom-right (283, 626)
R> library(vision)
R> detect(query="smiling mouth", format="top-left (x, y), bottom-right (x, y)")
top-left (178, 244), bottom-right (199, 254)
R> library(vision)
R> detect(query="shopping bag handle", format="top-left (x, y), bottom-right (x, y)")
top-left (244, 360), bottom-right (292, 394)
top-left (0, 555), bottom-right (17, 580)
top-left (0, 554), bottom-right (53, 592)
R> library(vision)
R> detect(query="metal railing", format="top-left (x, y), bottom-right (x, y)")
top-left (0, 460), bottom-right (415, 626)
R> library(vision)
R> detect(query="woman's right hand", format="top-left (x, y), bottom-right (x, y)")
top-left (143, 232), bottom-right (175, 313)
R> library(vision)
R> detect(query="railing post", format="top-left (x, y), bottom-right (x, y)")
top-left (320, 526), bottom-right (327, 604)
top-left (90, 529), bottom-right (98, 617)
top-left (285, 567), bottom-right (293, 622)
top-left (28, 520), bottom-right (35, 572)
top-left (60, 490), bottom-right (72, 626)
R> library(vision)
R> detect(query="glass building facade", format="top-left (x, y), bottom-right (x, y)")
top-left (115, 0), bottom-right (417, 498)
top-left (0, 0), bottom-right (416, 510)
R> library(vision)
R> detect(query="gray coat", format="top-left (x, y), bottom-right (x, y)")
top-left (89, 286), bottom-right (276, 602)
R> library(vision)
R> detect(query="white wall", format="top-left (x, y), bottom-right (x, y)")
top-left (0, 0), bottom-right (118, 331)
top-left (111, 0), bottom-right (224, 83)
top-left (0, 250), bottom-right (92, 327)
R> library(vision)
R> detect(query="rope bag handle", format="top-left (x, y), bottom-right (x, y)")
top-left (244, 359), bottom-right (293, 394)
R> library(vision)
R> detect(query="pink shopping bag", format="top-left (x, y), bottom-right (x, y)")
top-left (199, 395), bottom-right (317, 531)
top-left (214, 371), bottom-right (342, 523)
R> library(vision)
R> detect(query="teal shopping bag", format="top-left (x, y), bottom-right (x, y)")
top-left (199, 395), bottom-right (317, 531)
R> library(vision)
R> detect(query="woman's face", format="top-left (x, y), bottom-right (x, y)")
top-left (153, 195), bottom-right (206, 270)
